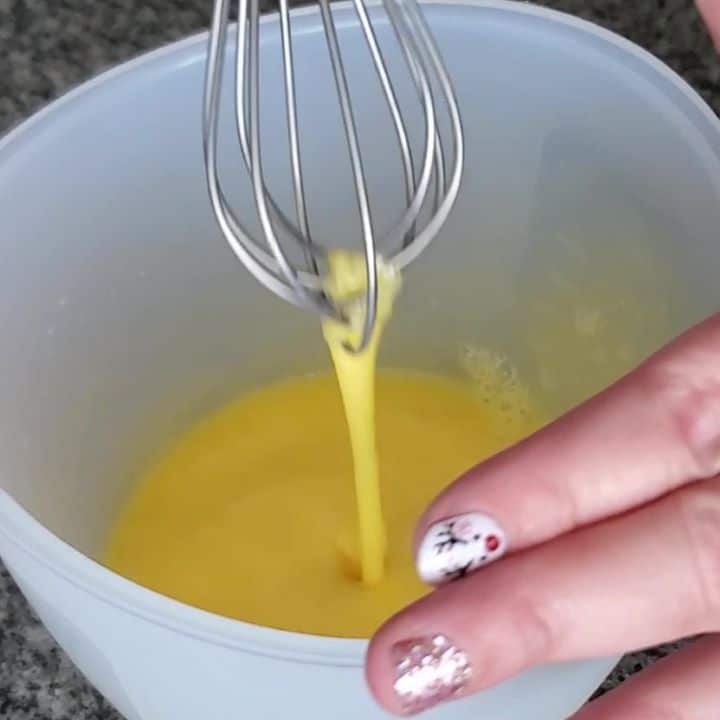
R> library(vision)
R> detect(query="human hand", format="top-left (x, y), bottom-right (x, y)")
top-left (365, 313), bottom-right (720, 716)
top-left (697, 0), bottom-right (720, 47)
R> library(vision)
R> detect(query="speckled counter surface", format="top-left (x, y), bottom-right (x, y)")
top-left (0, 0), bottom-right (717, 718)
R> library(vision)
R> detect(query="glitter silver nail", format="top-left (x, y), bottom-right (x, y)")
top-left (392, 634), bottom-right (471, 715)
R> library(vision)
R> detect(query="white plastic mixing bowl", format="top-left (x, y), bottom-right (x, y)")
top-left (1, 2), bottom-right (719, 719)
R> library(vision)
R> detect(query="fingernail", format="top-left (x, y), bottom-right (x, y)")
top-left (417, 512), bottom-right (507, 585)
top-left (392, 634), bottom-right (471, 715)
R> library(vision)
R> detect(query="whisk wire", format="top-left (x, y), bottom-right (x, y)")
top-left (236, 0), bottom-right (330, 273)
top-left (249, 0), bottom-right (329, 315)
top-left (278, 0), bottom-right (318, 274)
top-left (350, 0), bottom-right (416, 250)
top-left (392, 0), bottom-right (463, 269)
top-left (381, 0), bottom-right (438, 250)
top-left (318, 0), bottom-right (378, 348)
top-left (205, 0), bottom-right (307, 307)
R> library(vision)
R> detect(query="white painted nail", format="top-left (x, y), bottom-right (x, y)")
top-left (416, 512), bottom-right (507, 585)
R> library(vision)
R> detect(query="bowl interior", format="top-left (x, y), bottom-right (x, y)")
top-left (0, 0), bottom-right (718, 583)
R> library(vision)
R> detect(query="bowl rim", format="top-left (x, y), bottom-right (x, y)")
top-left (0, 0), bottom-right (717, 666)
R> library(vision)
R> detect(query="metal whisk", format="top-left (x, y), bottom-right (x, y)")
top-left (203, 0), bottom-right (463, 351)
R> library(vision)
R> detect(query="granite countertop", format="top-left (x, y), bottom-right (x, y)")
top-left (1, 1), bottom-right (718, 718)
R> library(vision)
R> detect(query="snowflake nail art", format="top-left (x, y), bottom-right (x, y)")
top-left (416, 512), bottom-right (506, 585)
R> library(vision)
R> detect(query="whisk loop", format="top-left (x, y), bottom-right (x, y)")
top-left (203, 0), bottom-right (464, 351)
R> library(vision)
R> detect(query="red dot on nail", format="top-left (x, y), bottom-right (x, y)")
top-left (485, 535), bottom-right (500, 552)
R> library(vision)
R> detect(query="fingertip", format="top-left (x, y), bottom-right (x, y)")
top-left (365, 596), bottom-right (475, 717)
top-left (697, 0), bottom-right (720, 49)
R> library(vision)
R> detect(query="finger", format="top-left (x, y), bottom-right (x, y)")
top-left (697, 0), bottom-right (720, 49)
top-left (572, 635), bottom-right (720, 720)
top-left (415, 314), bottom-right (720, 585)
top-left (366, 477), bottom-right (720, 716)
